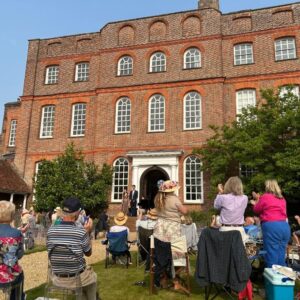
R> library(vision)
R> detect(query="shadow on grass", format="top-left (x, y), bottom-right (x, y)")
top-left (26, 253), bottom-right (265, 300)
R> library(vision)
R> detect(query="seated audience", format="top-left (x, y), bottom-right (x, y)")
top-left (214, 177), bottom-right (248, 242)
top-left (47, 197), bottom-right (97, 300)
top-left (136, 208), bottom-right (158, 230)
top-left (293, 215), bottom-right (300, 246)
top-left (0, 201), bottom-right (25, 300)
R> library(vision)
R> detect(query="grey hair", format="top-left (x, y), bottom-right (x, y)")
top-left (0, 201), bottom-right (15, 223)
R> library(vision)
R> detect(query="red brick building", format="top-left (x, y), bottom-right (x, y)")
top-left (1, 0), bottom-right (300, 211)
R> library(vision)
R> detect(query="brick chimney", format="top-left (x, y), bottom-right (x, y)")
top-left (198, 0), bottom-right (219, 10)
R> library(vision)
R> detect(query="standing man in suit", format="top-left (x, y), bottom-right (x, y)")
top-left (129, 185), bottom-right (138, 217)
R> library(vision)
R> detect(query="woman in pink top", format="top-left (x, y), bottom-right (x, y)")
top-left (214, 176), bottom-right (248, 242)
top-left (250, 179), bottom-right (290, 268)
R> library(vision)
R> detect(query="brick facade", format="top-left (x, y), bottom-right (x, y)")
top-left (2, 0), bottom-right (300, 212)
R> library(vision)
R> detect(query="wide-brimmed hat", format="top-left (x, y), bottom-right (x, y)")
top-left (114, 212), bottom-right (128, 226)
top-left (146, 208), bottom-right (158, 220)
top-left (54, 206), bottom-right (62, 212)
top-left (158, 180), bottom-right (180, 193)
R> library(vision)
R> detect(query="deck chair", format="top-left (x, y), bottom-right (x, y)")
top-left (45, 244), bottom-right (82, 300)
top-left (195, 227), bottom-right (252, 300)
top-left (136, 226), bottom-right (153, 269)
top-left (105, 230), bottom-right (133, 268)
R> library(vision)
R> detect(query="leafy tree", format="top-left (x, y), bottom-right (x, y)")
top-left (33, 143), bottom-right (113, 216)
top-left (195, 87), bottom-right (300, 202)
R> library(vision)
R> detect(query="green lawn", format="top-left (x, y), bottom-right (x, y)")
top-left (26, 253), bottom-right (267, 300)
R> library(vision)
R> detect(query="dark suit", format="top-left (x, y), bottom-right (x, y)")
top-left (129, 189), bottom-right (138, 216)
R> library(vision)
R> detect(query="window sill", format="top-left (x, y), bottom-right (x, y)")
top-left (73, 79), bottom-right (89, 83)
top-left (275, 57), bottom-right (298, 62)
top-left (233, 62), bottom-right (255, 66)
top-left (39, 136), bottom-right (54, 139)
top-left (116, 74), bottom-right (133, 77)
top-left (183, 201), bottom-right (204, 205)
top-left (147, 130), bottom-right (166, 134)
top-left (182, 67), bottom-right (201, 71)
top-left (70, 135), bottom-right (85, 138)
top-left (148, 70), bottom-right (167, 74)
top-left (183, 128), bottom-right (202, 131)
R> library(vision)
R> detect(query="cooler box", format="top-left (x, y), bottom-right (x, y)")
top-left (263, 268), bottom-right (295, 300)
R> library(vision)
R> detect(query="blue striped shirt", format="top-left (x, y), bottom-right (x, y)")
top-left (47, 221), bottom-right (91, 275)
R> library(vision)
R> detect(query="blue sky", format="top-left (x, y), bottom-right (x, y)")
top-left (0, 0), bottom-right (298, 125)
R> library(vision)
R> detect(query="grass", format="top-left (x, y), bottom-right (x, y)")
top-left (26, 253), bottom-right (266, 300)
top-left (24, 245), bottom-right (47, 255)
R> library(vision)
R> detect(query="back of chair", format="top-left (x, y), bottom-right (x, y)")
top-left (138, 227), bottom-right (153, 248)
top-left (48, 244), bottom-right (82, 276)
top-left (107, 230), bottom-right (128, 255)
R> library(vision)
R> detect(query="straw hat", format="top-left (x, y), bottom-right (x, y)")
top-left (54, 206), bottom-right (62, 212)
top-left (114, 212), bottom-right (128, 226)
top-left (158, 180), bottom-right (180, 193)
top-left (21, 209), bottom-right (29, 216)
top-left (146, 208), bottom-right (158, 220)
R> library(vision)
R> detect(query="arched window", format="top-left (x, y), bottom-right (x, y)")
top-left (150, 52), bottom-right (166, 72)
top-left (236, 89), bottom-right (256, 116)
top-left (40, 105), bottom-right (55, 138)
top-left (71, 103), bottom-right (86, 137)
top-left (115, 97), bottom-right (131, 133)
top-left (184, 156), bottom-right (203, 203)
top-left (148, 94), bottom-right (165, 132)
top-left (112, 158), bottom-right (129, 202)
top-left (184, 48), bottom-right (201, 69)
top-left (117, 56), bottom-right (133, 76)
top-left (184, 92), bottom-right (202, 130)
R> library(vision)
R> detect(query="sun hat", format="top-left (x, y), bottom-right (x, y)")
top-left (146, 208), bottom-right (158, 220)
top-left (114, 212), bottom-right (128, 226)
top-left (62, 197), bottom-right (81, 213)
top-left (158, 180), bottom-right (180, 193)
top-left (21, 209), bottom-right (29, 216)
top-left (54, 206), bottom-right (62, 212)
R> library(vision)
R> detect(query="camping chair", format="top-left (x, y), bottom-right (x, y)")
top-left (0, 274), bottom-right (24, 300)
top-left (181, 223), bottom-right (198, 254)
top-left (104, 230), bottom-right (134, 268)
top-left (149, 235), bottom-right (191, 296)
top-left (195, 227), bottom-right (252, 300)
top-left (136, 226), bottom-right (153, 269)
top-left (45, 244), bottom-right (82, 300)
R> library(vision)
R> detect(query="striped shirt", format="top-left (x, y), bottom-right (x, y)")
top-left (47, 221), bottom-right (91, 275)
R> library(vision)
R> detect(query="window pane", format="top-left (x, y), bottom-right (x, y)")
top-left (45, 66), bottom-right (59, 84)
top-left (71, 103), bottom-right (86, 136)
top-left (184, 48), bottom-right (201, 69)
top-left (184, 92), bottom-right (202, 130)
top-left (112, 158), bottom-right (129, 201)
top-left (115, 97), bottom-right (131, 133)
top-left (76, 62), bottom-right (89, 81)
top-left (234, 44), bottom-right (253, 65)
top-left (150, 52), bottom-right (166, 72)
top-left (236, 90), bottom-right (256, 116)
top-left (275, 38), bottom-right (296, 61)
top-left (40, 105), bottom-right (55, 138)
top-left (149, 94), bottom-right (165, 131)
top-left (8, 120), bottom-right (17, 147)
top-left (118, 56), bottom-right (133, 76)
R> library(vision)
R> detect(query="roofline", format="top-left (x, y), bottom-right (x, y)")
top-left (4, 101), bottom-right (20, 107)
top-left (27, 1), bottom-right (300, 42)
top-left (223, 1), bottom-right (300, 16)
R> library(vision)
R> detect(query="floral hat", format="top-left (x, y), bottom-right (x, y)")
top-left (158, 180), bottom-right (180, 193)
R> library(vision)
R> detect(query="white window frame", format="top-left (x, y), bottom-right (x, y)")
top-left (183, 92), bottom-right (202, 130)
top-left (239, 164), bottom-right (258, 178)
top-left (45, 65), bottom-right (59, 84)
top-left (184, 48), bottom-right (201, 69)
top-left (71, 103), bottom-right (86, 137)
top-left (112, 158), bottom-right (129, 203)
top-left (279, 85), bottom-right (299, 98)
top-left (115, 97), bottom-right (131, 133)
top-left (234, 43), bottom-right (254, 65)
top-left (150, 52), bottom-right (166, 73)
top-left (236, 89), bottom-right (256, 116)
top-left (75, 62), bottom-right (89, 82)
top-left (184, 156), bottom-right (203, 204)
top-left (148, 94), bottom-right (165, 132)
top-left (40, 105), bottom-right (55, 138)
top-left (275, 37), bottom-right (296, 61)
top-left (8, 120), bottom-right (17, 147)
top-left (117, 56), bottom-right (133, 76)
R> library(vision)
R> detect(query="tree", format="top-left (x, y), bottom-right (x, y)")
top-left (33, 143), bottom-right (113, 216)
top-left (195, 87), bottom-right (300, 202)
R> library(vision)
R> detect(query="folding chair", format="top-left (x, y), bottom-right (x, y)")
top-left (149, 235), bottom-right (191, 296)
top-left (0, 273), bottom-right (24, 300)
top-left (45, 244), bottom-right (82, 300)
top-left (195, 227), bottom-right (252, 300)
top-left (181, 223), bottom-right (198, 254)
top-left (136, 226), bottom-right (153, 269)
top-left (104, 230), bottom-right (133, 268)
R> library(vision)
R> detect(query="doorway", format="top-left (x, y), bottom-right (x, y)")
top-left (140, 167), bottom-right (169, 209)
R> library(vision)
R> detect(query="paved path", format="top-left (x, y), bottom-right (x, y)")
top-left (20, 233), bottom-right (137, 291)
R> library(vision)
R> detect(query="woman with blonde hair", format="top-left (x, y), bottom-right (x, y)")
top-left (250, 179), bottom-right (290, 267)
top-left (153, 180), bottom-right (187, 289)
top-left (214, 176), bottom-right (248, 242)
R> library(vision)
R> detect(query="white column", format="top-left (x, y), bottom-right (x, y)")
top-left (23, 195), bottom-right (27, 209)
top-left (171, 165), bottom-right (177, 181)
top-left (132, 166), bottom-right (138, 188)
top-left (10, 193), bottom-right (14, 203)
